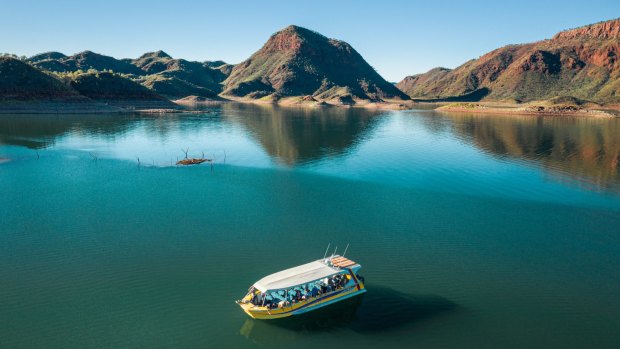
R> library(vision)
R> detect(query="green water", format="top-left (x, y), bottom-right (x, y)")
top-left (1, 104), bottom-right (619, 348)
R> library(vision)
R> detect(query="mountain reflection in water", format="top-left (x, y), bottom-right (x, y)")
top-left (438, 113), bottom-right (620, 191)
top-left (0, 106), bottom-right (618, 192)
top-left (221, 103), bottom-right (383, 165)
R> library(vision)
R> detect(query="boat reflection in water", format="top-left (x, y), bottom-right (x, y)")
top-left (239, 285), bottom-right (457, 347)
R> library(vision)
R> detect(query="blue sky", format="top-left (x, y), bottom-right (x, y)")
top-left (2, 0), bottom-right (619, 81)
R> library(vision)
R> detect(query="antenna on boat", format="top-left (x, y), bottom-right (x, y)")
top-left (342, 243), bottom-right (350, 258)
top-left (323, 243), bottom-right (331, 259)
top-left (332, 246), bottom-right (338, 257)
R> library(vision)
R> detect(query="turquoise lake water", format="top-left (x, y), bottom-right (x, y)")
top-left (1, 104), bottom-right (619, 348)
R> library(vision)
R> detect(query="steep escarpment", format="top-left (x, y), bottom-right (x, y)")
top-left (397, 18), bottom-right (620, 104)
top-left (222, 25), bottom-right (408, 103)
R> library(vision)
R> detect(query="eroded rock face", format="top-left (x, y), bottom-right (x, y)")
top-left (396, 18), bottom-right (620, 104)
top-left (518, 50), bottom-right (561, 74)
top-left (552, 18), bottom-right (620, 40)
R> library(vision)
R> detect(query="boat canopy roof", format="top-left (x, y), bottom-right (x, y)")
top-left (253, 257), bottom-right (356, 292)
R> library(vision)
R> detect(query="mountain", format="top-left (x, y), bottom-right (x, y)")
top-left (68, 71), bottom-right (174, 108)
top-left (397, 18), bottom-right (620, 104)
top-left (130, 50), bottom-right (173, 74)
top-left (154, 59), bottom-right (226, 93)
top-left (0, 56), bottom-right (84, 101)
top-left (26, 49), bottom-right (230, 98)
top-left (31, 50), bottom-right (146, 75)
top-left (204, 60), bottom-right (227, 68)
top-left (222, 25), bottom-right (408, 103)
top-left (139, 75), bottom-right (220, 99)
top-left (128, 51), bottom-right (228, 96)
top-left (27, 52), bottom-right (67, 63)
top-left (61, 51), bottom-right (145, 75)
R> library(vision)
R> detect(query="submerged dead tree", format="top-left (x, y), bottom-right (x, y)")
top-left (176, 148), bottom-right (213, 167)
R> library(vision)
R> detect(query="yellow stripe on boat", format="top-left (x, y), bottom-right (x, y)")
top-left (236, 255), bottom-right (366, 319)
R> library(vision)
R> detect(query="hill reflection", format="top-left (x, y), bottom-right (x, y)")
top-left (440, 113), bottom-right (620, 191)
top-left (1, 108), bottom-right (618, 192)
top-left (222, 104), bottom-right (383, 165)
top-left (0, 114), bottom-right (128, 148)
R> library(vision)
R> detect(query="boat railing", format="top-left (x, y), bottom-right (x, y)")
top-left (262, 280), bottom-right (354, 310)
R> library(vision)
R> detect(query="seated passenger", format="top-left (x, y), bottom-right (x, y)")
top-left (264, 298), bottom-right (272, 308)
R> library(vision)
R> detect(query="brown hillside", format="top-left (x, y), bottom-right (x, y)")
top-left (223, 25), bottom-right (408, 103)
top-left (397, 18), bottom-right (620, 104)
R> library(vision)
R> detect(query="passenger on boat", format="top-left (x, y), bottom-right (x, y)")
top-left (251, 292), bottom-right (260, 305)
top-left (263, 298), bottom-right (271, 307)
top-left (295, 289), bottom-right (302, 302)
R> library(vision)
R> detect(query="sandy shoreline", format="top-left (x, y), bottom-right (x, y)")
top-left (435, 103), bottom-right (619, 118)
top-left (2, 99), bottom-right (619, 117)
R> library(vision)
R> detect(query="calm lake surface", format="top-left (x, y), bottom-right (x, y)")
top-left (1, 104), bottom-right (619, 348)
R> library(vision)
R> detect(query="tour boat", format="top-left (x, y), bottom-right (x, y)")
top-left (236, 255), bottom-right (366, 319)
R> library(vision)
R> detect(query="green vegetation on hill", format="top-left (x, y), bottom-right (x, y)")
top-left (154, 59), bottom-right (225, 93)
top-left (67, 71), bottom-right (170, 103)
top-left (396, 18), bottom-right (620, 104)
top-left (130, 50), bottom-right (173, 74)
top-left (61, 51), bottom-right (145, 75)
top-left (138, 75), bottom-right (219, 99)
top-left (27, 52), bottom-right (67, 63)
top-left (0, 56), bottom-right (84, 101)
top-left (26, 50), bottom-right (232, 99)
top-left (222, 25), bottom-right (408, 103)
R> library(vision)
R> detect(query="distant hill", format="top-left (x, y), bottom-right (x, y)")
top-left (26, 49), bottom-right (231, 99)
top-left (397, 18), bottom-right (620, 104)
top-left (0, 56), bottom-right (84, 101)
top-left (130, 50), bottom-right (173, 74)
top-left (139, 75), bottom-right (220, 99)
top-left (30, 51), bottom-right (145, 75)
top-left (222, 25), bottom-right (408, 103)
top-left (130, 52), bottom-right (227, 96)
top-left (61, 51), bottom-right (145, 75)
top-left (153, 59), bottom-right (225, 93)
top-left (68, 71), bottom-right (174, 108)
top-left (27, 52), bottom-right (67, 63)
top-left (204, 60), bottom-right (227, 68)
